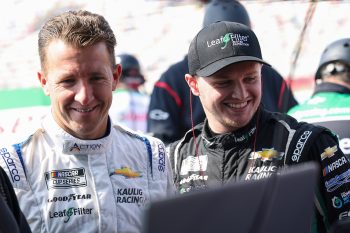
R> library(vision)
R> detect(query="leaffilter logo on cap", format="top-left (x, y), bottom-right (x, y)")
top-left (221, 33), bottom-right (233, 49)
top-left (207, 33), bottom-right (250, 49)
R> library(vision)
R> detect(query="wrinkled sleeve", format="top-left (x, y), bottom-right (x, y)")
top-left (148, 138), bottom-right (177, 201)
top-left (0, 146), bottom-right (35, 233)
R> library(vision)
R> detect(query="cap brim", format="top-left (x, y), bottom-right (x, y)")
top-left (196, 56), bottom-right (271, 77)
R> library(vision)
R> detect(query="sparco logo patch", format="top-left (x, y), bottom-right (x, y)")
top-left (158, 144), bottom-right (166, 172)
top-left (45, 168), bottom-right (87, 189)
top-left (0, 147), bottom-right (20, 182)
top-left (292, 131), bottom-right (312, 162)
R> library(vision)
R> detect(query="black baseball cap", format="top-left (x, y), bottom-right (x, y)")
top-left (188, 21), bottom-right (270, 77)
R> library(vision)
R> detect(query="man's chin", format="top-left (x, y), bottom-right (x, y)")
top-left (224, 117), bottom-right (251, 129)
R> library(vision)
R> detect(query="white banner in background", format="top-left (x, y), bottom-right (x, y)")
top-left (0, 106), bottom-right (50, 145)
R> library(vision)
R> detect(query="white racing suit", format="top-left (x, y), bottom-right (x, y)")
top-left (0, 114), bottom-right (175, 233)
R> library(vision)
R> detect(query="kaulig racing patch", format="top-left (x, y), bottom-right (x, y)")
top-left (45, 168), bottom-right (87, 189)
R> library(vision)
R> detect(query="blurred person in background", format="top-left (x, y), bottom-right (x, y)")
top-left (109, 53), bottom-right (149, 133)
top-left (147, 0), bottom-right (298, 145)
top-left (288, 38), bottom-right (350, 160)
top-left (168, 20), bottom-right (350, 233)
top-left (0, 10), bottom-right (174, 233)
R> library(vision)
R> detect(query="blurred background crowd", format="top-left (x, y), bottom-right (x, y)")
top-left (0, 0), bottom-right (349, 142)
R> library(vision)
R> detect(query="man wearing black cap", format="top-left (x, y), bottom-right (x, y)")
top-left (168, 21), bottom-right (350, 232)
top-left (147, 0), bottom-right (297, 145)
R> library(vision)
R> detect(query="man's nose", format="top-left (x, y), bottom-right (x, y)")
top-left (231, 83), bottom-right (247, 99)
top-left (74, 82), bottom-right (94, 105)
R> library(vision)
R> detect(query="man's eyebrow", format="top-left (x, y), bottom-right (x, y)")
top-left (89, 72), bottom-right (102, 76)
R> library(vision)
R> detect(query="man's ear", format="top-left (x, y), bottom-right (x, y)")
top-left (37, 71), bottom-right (50, 96)
top-left (112, 64), bottom-right (122, 91)
top-left (185, 74), bottom-right (200, 96)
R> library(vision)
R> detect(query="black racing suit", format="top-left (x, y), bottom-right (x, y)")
top-left (147, 56), bottom-right (298, 144)
top-left (168, 107), bottom-right (350, 233)
top-left (0, 166), bottom-right (31, 233)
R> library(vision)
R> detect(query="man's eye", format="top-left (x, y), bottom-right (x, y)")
top-left (60, 79), bottom-right (75, 84)
top-left (245, 77), bottom-right (257, 83)
top-left (215, 82), bottom-right (230, 87)
top-left (91, 76), bottom-right (104, 81)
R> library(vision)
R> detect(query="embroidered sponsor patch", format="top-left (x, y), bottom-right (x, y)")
top-left (179, 174), bottom-right (208, 185)
top-left (180, 155), bottom-right (208, 176)
top-left (325, 168), bottom-right (350, 192)
top-left (249, 148), bottom-right (284, 162)
top-left (332, 191), bottom-right (350, 209)
top-left (245, 165), bottom-right (278, 181)
top-left (0, 147), bottom-right (21, 182)
top-left (45, 168), bottom-right (87, 189)
top-left (291, 131), bottom-right (312, 162)
top-left (321, 145), bottom-right (338, 161)
top-left (47, 193), bottom-right (92, 203)
top-left (323, 156), bottom-right (348, 176)
top-left (62, 141), bottom-right (104, 155)
top-left (49, 207), bottom-right (93, 223)
top-left (109, 167), bottom-right (142, 178)
top-left (116, 188), bottom-right (146, 205)
top-left (158, 144), bottom-right (166, 172)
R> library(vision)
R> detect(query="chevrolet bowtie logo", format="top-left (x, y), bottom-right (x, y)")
top-left (110, 167), bottom-right (142, 178)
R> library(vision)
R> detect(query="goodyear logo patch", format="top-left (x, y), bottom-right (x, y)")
top-left (45, 168), bottom-right (87, 189)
